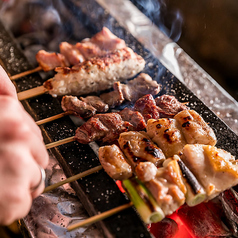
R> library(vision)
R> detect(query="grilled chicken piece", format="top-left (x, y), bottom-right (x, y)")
top-left (61, 95), bottom-right (96, 118)
top-left (155, 95), bottom-right (188, 118)
top-left (119, 108), bottom-right (146, 131)
top-left (74, 113), bottom-right (130, 144)
top-left (135, 162), bottom-right (158, 182)
top-left (98, 144), bottom-right (133, 180)
top-left (118, 131), bottom-right (166, 169)
top-left (44, 47), bottom-right (145, 97)
top-left (145, 159), bottom-right (186, 216)
top-left (134, 94), bottom-right (161, 122)
top-left (174, 110), bottom-right (217, 146)
top-left (35, 50), bottom-right (69, 71)
top-left (59, 42), bottom-right (85, 65)
top-left (181, 144), bottom-right (238, 200)
top-left (80, 96), bottom-right (109, 112)
top-left (146, 118), bottom-right (187, 157)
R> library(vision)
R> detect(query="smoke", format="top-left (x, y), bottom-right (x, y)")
top-left (130, 0), bottom-right (183, 42)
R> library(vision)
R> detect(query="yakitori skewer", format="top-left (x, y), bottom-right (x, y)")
top-left (17, 47), bottom-right (145, 101)
top-left (11, 27), bottom-right (127, 81)
top-left (10, 66), bottom-right (42, 81)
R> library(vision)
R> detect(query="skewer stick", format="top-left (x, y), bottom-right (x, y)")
top-left (45, 136), bottom-right (75, 149)
top-left (67, 202), bottom-right (133, 232)
top-left (17, 85), bottom-right (48, 101)
top-left (43, 165), bottom-right (103, 193)
top-left (36, 111), bottom-right (73, 125)
top-left (10, 66), bottom-right (42, 81)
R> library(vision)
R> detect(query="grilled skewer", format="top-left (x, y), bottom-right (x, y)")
top-left (17, 47), bottom-right (145, 100)
top-left (10, 27), bottom-right (126, 80)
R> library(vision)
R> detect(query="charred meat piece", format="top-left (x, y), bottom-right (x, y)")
top-left (80, 96), bottom-right (109, 112)
top-left (98, 144), bottom-right (133, 180)
top-left (35, 50), bottom-right (69, 71)
top-left (174, 110), bottom-right (217, 146)
top-left (74, 117), bottom-right (109, 144)
top-left (44, 47), bottom-right (145, 97)
top-left (146, 118), bottom-right (187, 158)
top-left (134, 94), bottom-right (161, 122)
top-left (119, 108), bottom-right (146, 131)
top-left (155, 95), bottom-right (188, 118)
top-left (74, 113), bottom-right (130, 144)
top-left (181, 144), bottom-right (238, 200)
top-left (118, 131), bottom-right (166, 169)
top-left (61, 95), bottom-right (96, 118)
top-left (59, 42), bottom-right (85, 65)
top-left (100, 81), bottom-right (124, 107)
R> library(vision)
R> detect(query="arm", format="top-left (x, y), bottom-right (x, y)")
top-left (0, 66), bottom-right (49, 225)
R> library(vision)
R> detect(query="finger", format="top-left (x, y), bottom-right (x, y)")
top-left (30, 165), bottom-right (46, 199)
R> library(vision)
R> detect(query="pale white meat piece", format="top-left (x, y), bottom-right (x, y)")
top-left (145, 159), bottom-right (186, 216)
top-left (181, 144), bottom-right (238, 200)
top-left (44, 47), bottom-right (145, 97)
top-left (135, 162), bottom-right (158, 182)
top-left (146, 118), bottom-right (186, 158)
top-left (174, 110), bottom-right (217, 146)
top-left (118, 131), bottom-right (166, 169)
top-left (98, 144), bottom-right (133, 180)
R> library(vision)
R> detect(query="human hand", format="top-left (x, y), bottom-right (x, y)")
top-left (0, 95), bottom-right (49, 225)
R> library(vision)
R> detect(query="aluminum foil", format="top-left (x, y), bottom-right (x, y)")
top-left (2, 0), bottom-right (236, 237)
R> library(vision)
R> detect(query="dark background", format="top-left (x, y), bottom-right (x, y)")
top-left (131, 0), bottom-right (238, 101)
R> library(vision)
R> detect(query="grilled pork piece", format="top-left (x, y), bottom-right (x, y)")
top-left (90, 27), bottom-right (126, 52)
top-left (100, 81), bottom-right (124, 107)
top-left (59, 42), bottom-right (85, 65)
top-left (155, 95), bottom-right (188, 118)
top-left (80, 96), bottom-right (109, 112)
top-left (35, 50), bottom-right (69, 71)
top-left (74, 113), bottom-right (129, 144)
top-left (36, 27), bottom-right (126, 70)
top-left (74, 108), bottom-right (146, 144)
top-left (61, 95), bottom-right (96, 118)
top-left (75, 27), bottom-right (126, 59)
top-left (181, 144), bottom-right (238, 200)
top-left (100, 73), bottom-right (161, 107)
top-left (119, 108), bottom-right (146, 131)
top-left (118, 131), bottom-right (166, 169)
top-left (98, 144), bottom-right (133, 180)
top-left (44, 47), bottom-right (145, 97)
top-left (174, 110), bottom-right (217, 146)
top-left (134, 94), bottom-right (161, 122)
top-left (146, 118), bottom-right (187, 157)
top-left (144, 159), bottom-right (186, 216)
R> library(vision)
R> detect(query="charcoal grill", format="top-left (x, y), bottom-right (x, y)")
top-left (0, 0), bottom-right (238, 237)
